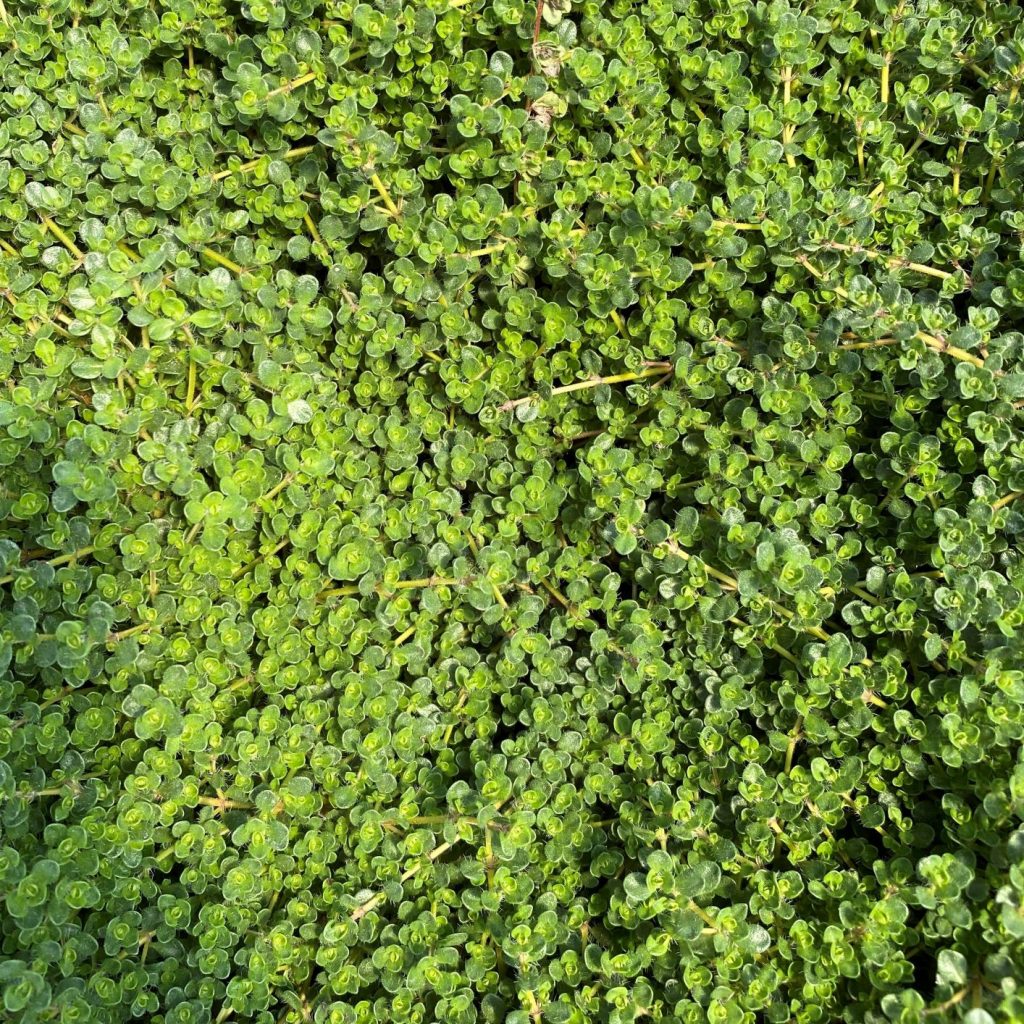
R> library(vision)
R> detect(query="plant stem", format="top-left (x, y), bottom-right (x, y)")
top-left (41, 216), bottom-right (84, 260)
top-left (318, 575), bottom-right (464, 602)
top-left (531, 0), bottom-right (545, 45)
top-left (822, 241), bottom-right (960, 282)
top-left (785, 719), bottom-right (803, 774)
top-left (467, 533), bottom-right (508, 610)
top-left (211, 145), bottom-right (317, 182)
top-left (687, 901), bottom-right (719, 931)
top-left (781, 67), bottom-right (797, 168)
top-left (498, 364), bottom-right (671, 412)
top-left (232, 538), bottom-right (290, 580)
top-left (197, 795), bottom-right (253, 811)
top-left (838, 338), bottom-right (900, 350)
top-left (0, 545), bottom-right (98, 586)
top-left (258, 473), bottom-right (295, 506)
top-left (923, 984), bottom-right (972, 1016)
top-left (538, 577), bottom-right (573, 611)
top-left (351, 798), bottom-right (510, 921)
top-left (265, 71), bottom-right (317, 101)
top-left (370, 173), bottom-right (401, 217)
top-left (463, 242), bottom-right (507, 258)
top-left (107, 621), bottom-right (155, 644)
top-left (713, 219), bottom-right (762, 231)
top-left (985, 81), bottom-right (1021, 199)
top-left (393, 576), bottom-right (461, 590)
top-left (201, 248), bottom-right (245, 275)
top-left (993, 491), bottom-right (1023, 511)
top-left (185, 356), bottom-right (197, 411)
top-left (392, 624), bottom-right (417, 647)
top-left (952, 135), bottom-right (969, 198)
top-left (303, 213), bottom-right (322, 247)
top-left (798, 256), bottom-right (986, 368)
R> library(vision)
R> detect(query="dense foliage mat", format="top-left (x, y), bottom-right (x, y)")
top-left (3, 0), bottom-right (1024, 1021)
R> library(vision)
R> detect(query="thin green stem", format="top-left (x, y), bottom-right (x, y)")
top-left (211, 145), bottom-right (317, 182)
top-left (781, 66), bottom-right (797, 168)
top-left (462, 242), bottom-right (508, 258)
top-left (993, 491), bottom-right (1023, 511)
top-left (370, 173), bottom-right (401, 217)
top-left (318, 575), bottom-right (465, 602)
top-left (351, 798), bottom-right (510, 921)
top-left (785, 719), bottom-right (803, 774)
top-left (107, 621), bottom-right (155, 644)
top-left (265, 71), bottom-right (317, 100)
top-left (303, 213), bottom-right (323, 247)
top-left (201, 248), bottom-right (245, 275)
top-left (232, 538), bottom-right (290, 580)
top-left (499, 364), bottom-right (671, 412)
top-left (822, 241), bottom-right (960, 282)
top-left (0, 545), bottom-right (97, 586)
top-left (41, 216), bottom-right (84, 260)
top-left (258, 473), bottom-right (295, 506)
top-left (838, 338), bottom-right (900, 350)
top-left (798, 257), bottom-right (986, 369)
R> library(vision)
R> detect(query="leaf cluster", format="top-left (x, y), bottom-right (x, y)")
top-left (2, 0), bottom-right (1024, 1023)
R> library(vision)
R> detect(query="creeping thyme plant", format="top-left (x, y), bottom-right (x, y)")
top-left (3, 0), bottom-right (1024, 1021)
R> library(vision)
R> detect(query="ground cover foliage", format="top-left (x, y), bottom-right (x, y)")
top-left (2, 0), bottom-right (1024, 1021)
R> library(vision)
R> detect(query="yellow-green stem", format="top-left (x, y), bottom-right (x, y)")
top-left (231, 539), bottom-right (290, 580)
top-left (351, 797), bottom-right (510, 920)
top-left (713, 219), bottom-right (762, 231)
top-left (993, 491), bottom-right (1023, 511)
top-left (259, 473), bottom-right (295, 506)
top-left (41, 216), bottom-right (84, 260)
top-left (468, 533), bottom-right (508, 610)
top-left (107, 621), bottom-right (154, 644)
top-left (303, 213), bottom-right (322, 247)
top-left (985, 83), bottom-right (1021, 198)
top-left (265, 71), bottom-right (317, 100)
top-left (785, 720), bottom-right (803, 774)
top-left (201, 248), bottom-right (245, 275)
top-left (463, 242), bottom-right (507, 258)
top-left (0, 545), bottom-right (98, 586)
top-left (185, 357), bottom-right (196, 411)
top-left (318, 575), bottom-right (464, 602)
top-left (688, 901), bottom-right (719, 931)
top-left (499, 364), bottom-right (671, 412)
top-left (370, 173), bottom-right (401, 218)
top-left (838, 338), bottom-right (900, 350)
top-left (782, 67), bottom-right (797, 168)
top-left (392, 624), bottom-right (417, 647)
top-left (952, 137), bottom-right (967, 197)
top-left (211, 145), bottom-right (317, 182)
top-left (823, 241), bottom-right (959, 282)
top-left (798, 257), bottom-right (986, 368)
